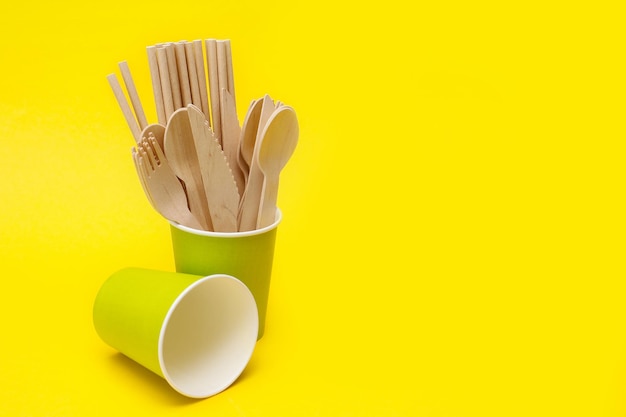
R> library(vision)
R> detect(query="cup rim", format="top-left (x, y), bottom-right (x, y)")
top-left (157, 274), bottom-right (258, 398)
top-left (169, 208), bottom-right (282, 238)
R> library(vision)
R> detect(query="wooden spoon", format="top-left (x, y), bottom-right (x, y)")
top-left (237, 95), bottom-right (275, 231)
top-left (163, 108), bottom-right (212, 230)
top-left (239, 98), bottom-right (263, 176)
top-left (256, 106), bottom-right (299, 229)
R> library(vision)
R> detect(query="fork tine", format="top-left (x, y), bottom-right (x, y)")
top-left (147, 135), bottom-right (167, 165)
top-left (132, 137), bottom-right (205, 230)
top-left (132, 147), bottom-right (143, 177)
top-left (132, 147), bottom-right (155, 207)
top-left (135, 147), bottom-right (151, 181)
top-left (137, 140), bottom-right (155, 173)
top-left (136, 144), bottom-right (147, 169)
top-left (139, 150), bottom-right (152, 179)
top-left (146, 144), bottom-right (158, 169)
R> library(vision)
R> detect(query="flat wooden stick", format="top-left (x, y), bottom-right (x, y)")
top-left (205, 39), bottom-right (222, 143)
top-left (193, 39), bottom-right (210, 123)
top-left (174, 42), bottom-right (192, 106)
top-left (216, 40), bottom-right (228, 101)
top-left (156, 47), bottom-right (174, 121)
top-left (107, 73), bottom-right (141, 142)
top-left (147, 46), bottom-right (166, 125)
top-left (118, 61), bottom-right (148, 130)
top-left (164, 43), bottom-right (182, 110)
top-left (184, 42), bottom-right (202, 111)
top-left (223, 39), bottom-right (236, 109)
top-left (216, 40), bottom-right (230, 145)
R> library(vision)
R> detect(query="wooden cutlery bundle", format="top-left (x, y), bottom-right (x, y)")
top-left (108, 39), bottom-right (298, 232)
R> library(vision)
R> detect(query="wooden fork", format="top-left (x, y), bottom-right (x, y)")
top-left (132, 135), bottom-right (204, 230)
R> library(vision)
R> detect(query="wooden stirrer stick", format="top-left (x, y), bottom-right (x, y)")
top-left (205, 39), bottom-right (222, 143)
top-left (164, 43), bottom-right (182, 110)
top-left (223, 39), bottom-right (236, 109)
top-left (184, 42), bottom-right (202, 111)
top-left (156, 47), bottom-right (174, 120)
top-left (193, 40), bottom-right (210, 123)
top-left (147, 46), bottom-right (166, 125)
top-left (174, 42), bottom-right (192, 106)
top-left (118, 61), bottom-right (148, 130)
top-left (107, 73), bottom-right (141, 142)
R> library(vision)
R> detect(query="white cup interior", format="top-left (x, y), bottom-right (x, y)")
top-left (158, 274), bottom-right (259, 398)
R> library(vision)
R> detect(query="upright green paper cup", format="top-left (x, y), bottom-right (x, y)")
top-left (93, 268), bottom-right (258, 398)
top-left (169, 210), bottom-right (281, 339)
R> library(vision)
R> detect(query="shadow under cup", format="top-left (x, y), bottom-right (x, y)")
top-left (169, 210), bottom-right (281, 339)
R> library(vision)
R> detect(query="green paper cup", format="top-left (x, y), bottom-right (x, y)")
top-left (93, 268), bottom-right (258, 398)
top-left (169, 210), bottom-right (281, 339)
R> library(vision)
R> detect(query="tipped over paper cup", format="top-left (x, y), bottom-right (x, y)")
top-left (93, 268), bottom-right (258, 398)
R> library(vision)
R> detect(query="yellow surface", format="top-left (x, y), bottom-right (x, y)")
top-left (0, 1), bottom-right (625, 416)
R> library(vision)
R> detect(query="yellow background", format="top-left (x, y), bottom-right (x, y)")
top-left (0, 1), bottom-right (625, 415)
